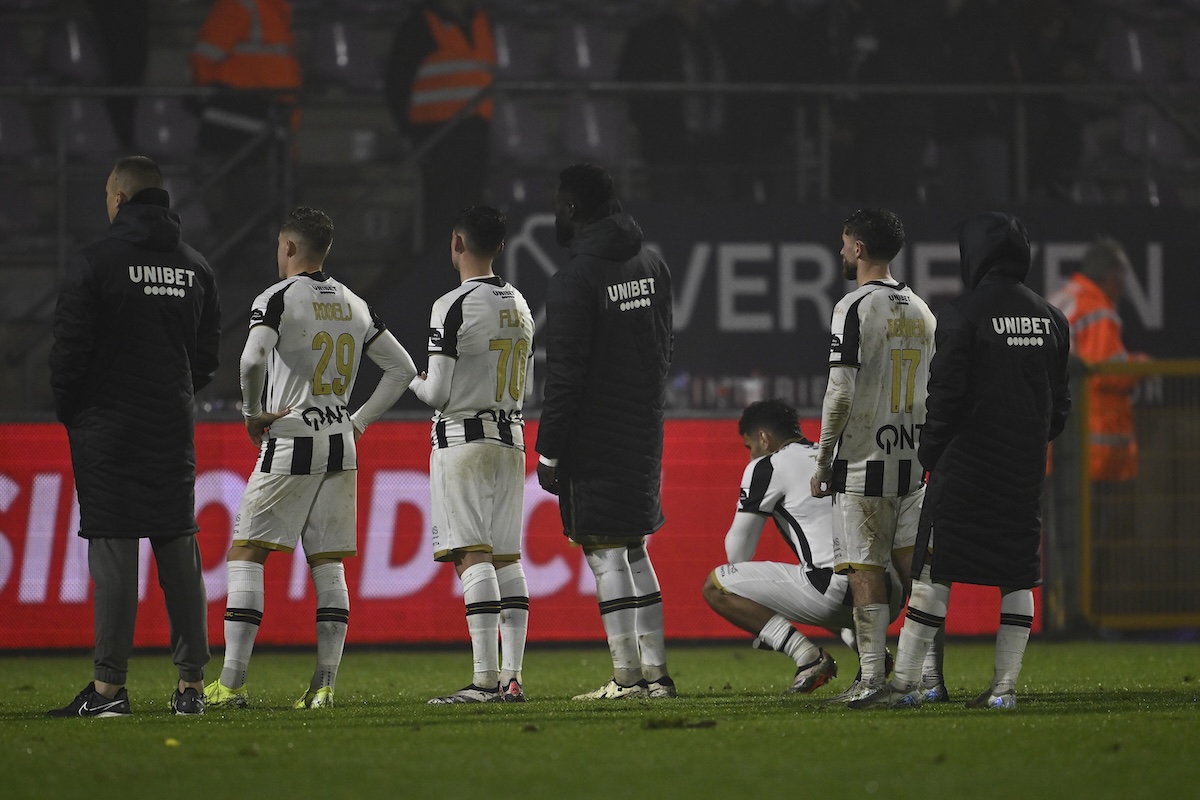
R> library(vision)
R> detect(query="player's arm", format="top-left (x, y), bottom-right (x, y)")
top-left (351, 330), bottom-right (418, 438)
top-left (410, 353), bottom-right (454, 410)
top-left (48, 254), bottom-right (99, 425)
top-left (192, 266), bottom-right (222, 393)
top-left (537, 270), bottom-right (593, 463)
top-left (240, 324), bottom-right (288, 448)
top-left (724, 512), bottom-right (768, 564)
top-left (1048, 306), bottom-right (1072, 441)
top-left (811, 365), bottom-right (857, 497)
top-left (919, 305), bottom-right (972, 471)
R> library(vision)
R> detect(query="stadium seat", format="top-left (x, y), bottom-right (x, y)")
top-left (44, 17), bottom-right (107, 85)
top-left (309, 19), bottom-right (380, 93)
top-left (562, 95), bottom-right (624, 165)
top-left (1183, 27), bottom-right (1200, 82)
top-left (553, 21), bottom-right (617, 81)
top-left (493, 21), bottom-right (541, 80)
top-left (0, 97), bottom-right (37, 160)
top-left (0, 179), bottom-right (40, 239)
top-left (133, 96), bottom-right (199, 162)
top-left (56, 96), bottom-right (120, 161)
top-left (0, 26), bottom-right (30, 85)
top-left (63, 164), bottom-right (114, 240)
top-left (491, 95), bottom-right (551, 166)
top-left (161, 174), bottom-right (213, 242)
top-left (1121, 104), bottom-right (1188, 166)
top-left (1107, 25), bottom-right (1169, 83)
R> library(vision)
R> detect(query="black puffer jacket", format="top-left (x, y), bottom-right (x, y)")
top-left (537, 213), bottom-right (673, 537)
top-left (49, 189), bottom-right (221, 539)
top-left (914, 213), bottom-right (1070, 588)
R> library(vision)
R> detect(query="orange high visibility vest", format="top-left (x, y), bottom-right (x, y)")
top-left (190, 0), bottom-right (302, 90)
top-left (407, 8), bottom-right (495, 126)
top-left (1050, 273), bottom-right (1138, 481)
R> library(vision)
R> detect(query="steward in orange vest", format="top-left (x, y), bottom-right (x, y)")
top-left (190, 0), bottom-right (302, 149)
top-left (1049, 239), bottom-right (1145, 482)
top-left (384, 1), bottom-right (496, 246)
top-left (384, 1), bottom-right (495, 138)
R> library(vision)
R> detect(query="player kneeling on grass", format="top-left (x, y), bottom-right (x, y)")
top-left (205, 207), bottom-right (417, 711)
top-left (410, 207), bottom-right (535, 705)
top-left (703, 400), bottom-right (948, 697)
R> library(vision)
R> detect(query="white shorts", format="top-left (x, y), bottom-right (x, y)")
top-left (713, 561), bottom-right (853, 630)
top-left (832, 486), bottom-right (924, 573)
top-left (233, 470), bottom-right (357, 559)
top-left (712, 562), bottom-right (906, 628)
top-left (430, 442), bottom-right (525, 562)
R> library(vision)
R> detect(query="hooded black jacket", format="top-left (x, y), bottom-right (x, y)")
top-left (914, 212), bottom-right (1070, 588)
top-left (49, 188), bottom-right (221, 539)
top-left (537, 213), bottom-right (673, 537)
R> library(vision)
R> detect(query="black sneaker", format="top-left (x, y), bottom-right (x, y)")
top-left (171, 687), bottom-right (206, 715)
top-left (48, 682), bottom-right (132, 718)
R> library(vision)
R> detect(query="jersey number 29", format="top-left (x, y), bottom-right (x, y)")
top-left (312, 331), bottom-right (356, 396)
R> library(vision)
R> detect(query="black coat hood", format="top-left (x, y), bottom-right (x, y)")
top-left (957, 211), bottom-right (1031, 289)
top-left (570, 212), bottom-right (644, 263)
top-left (108, 187), bottom-right (182, 252)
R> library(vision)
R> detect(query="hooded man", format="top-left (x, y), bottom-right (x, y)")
top-left (535, 163), bottom-right (676, 700)
top-left (849, 211), bottom-right (1071, 711)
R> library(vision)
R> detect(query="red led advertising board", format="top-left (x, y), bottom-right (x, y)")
top-left (0, 420), bottom-right (1032, 649)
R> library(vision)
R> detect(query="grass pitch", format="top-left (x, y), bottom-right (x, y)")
top-left (1, 641), bottom-right (1196, 800)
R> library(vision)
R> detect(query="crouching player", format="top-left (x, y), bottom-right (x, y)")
top-left (703, 400), bottom-right (945, 697)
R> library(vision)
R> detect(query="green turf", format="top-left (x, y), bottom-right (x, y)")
top-left (1, 642), bottom-right (1196, 799)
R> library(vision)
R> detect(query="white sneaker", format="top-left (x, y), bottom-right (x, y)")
top-left (966, 688), bottom-right (1017, 709)
top-left (824, 678), bottom-right (885, 705)
top-left (920, 682), bottom-right (950, 703)
top-left (572, 679), bottom-right (648, 701)
top-left (846, 683), bottom-right (923, 710)
top-left (294, 686), bottom-right (334, 709)
top-left (428, 684), bottom-right (501, 705)
top-left (787, 649), bottom-right (838, 695)
top-left (646, 677), bottom-right (677, 698)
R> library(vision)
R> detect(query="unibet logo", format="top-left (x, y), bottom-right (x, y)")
top-left (128, 265), bottom-right (195, 298)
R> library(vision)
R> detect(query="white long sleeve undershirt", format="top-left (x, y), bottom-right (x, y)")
top-left (815, 365), bottom-right (858, 476)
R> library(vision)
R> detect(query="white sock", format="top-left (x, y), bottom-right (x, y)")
top-left (758, 614), bottom-right (819, 667)
top-left (221, 560), bottom-right (264, 690)
top-left (923, 625), bottom-right (947, 687)
top-left (496, 561), bottom-right (529, 685)
top-left (628, 543), bottom-right (669, 682)
top-left (585, 547), bottom-right (641, 686)
top-left (460, 562), bottom-right (501, 688)
top-left (892, 576), bottom-right (950, 690)
top-left (311, 562), bottom-right (349, 692)
top-left (994, 589), bottom-right (1034, 694)
top-left (853, 603), bottom-right (889, 685)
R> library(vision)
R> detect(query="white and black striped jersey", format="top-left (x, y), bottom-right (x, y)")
top-left (248, 270), bottom-right (386, 474)
top-left (827, 279), bottom-right (936, 497)
top-left (426, 275), bottom-right (534, 450)
top-left (738, 440), bottom-right (843, 594)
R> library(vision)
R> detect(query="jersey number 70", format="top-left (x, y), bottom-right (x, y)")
top-left (490, 337), bottom-right (529, 403)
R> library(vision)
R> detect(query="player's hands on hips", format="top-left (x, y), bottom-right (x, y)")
top-left (810, 468), bottom-right (833, 498)
top-left (537, 461), bottom-right (559, 495)
top-left (245, 408), bottom-right (291, 448)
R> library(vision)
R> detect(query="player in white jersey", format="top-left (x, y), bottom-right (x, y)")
top-left (411, 207), bottom-right (535, 705)
top-left (205, 207), bottom-right (417, 710)
top-left (704, 400), bottom-right (912, 694)
top-left (811, 209), bottom-right (939, 703)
